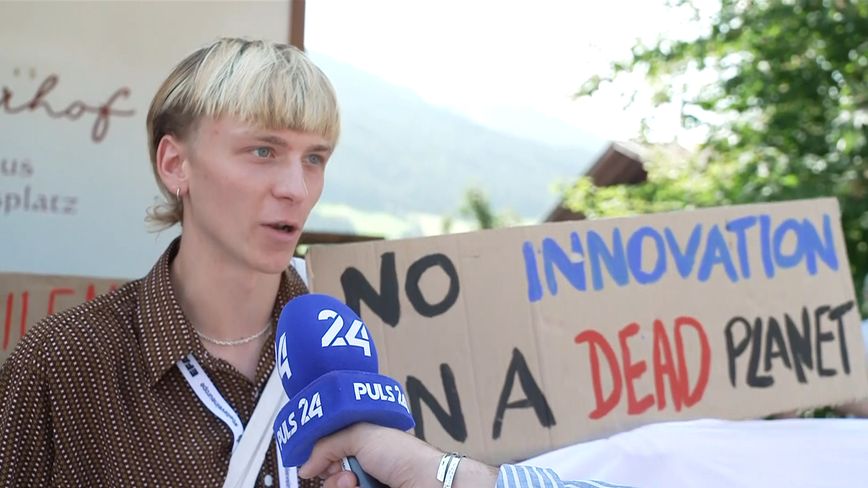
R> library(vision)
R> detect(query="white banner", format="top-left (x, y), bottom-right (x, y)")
top-left (525, 418), bottom-right (868, 488)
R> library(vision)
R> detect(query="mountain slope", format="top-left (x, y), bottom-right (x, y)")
top-left (308, 53), bottom-right (603, 235)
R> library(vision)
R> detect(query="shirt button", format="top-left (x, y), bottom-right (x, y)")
top-left (263, 474), bottom-right (274, 487)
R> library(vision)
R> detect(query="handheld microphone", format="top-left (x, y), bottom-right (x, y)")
top-left (273, 294), bottom-right (415, 488)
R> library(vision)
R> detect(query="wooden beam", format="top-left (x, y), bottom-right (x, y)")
top-left (289, 0), bottom-right (306, 50)
top-left (299, 231), bottom-right (383, 246)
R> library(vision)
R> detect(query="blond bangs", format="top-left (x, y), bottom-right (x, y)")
top-left (163, 39), bottom-right (340, 144)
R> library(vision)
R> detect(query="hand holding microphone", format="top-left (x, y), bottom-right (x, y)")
top-left (272, 294), bottom-right (416, 487)
top-left (272, 295), bottom-right (604, 488)
top-left (300, 422), bottom-right (444, 488)
top-left (298, 423), bottom-right (500, 488)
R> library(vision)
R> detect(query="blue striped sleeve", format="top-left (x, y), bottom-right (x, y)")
top-left (534, 466), bottom-right (555, 488)
top-left (496, 465), bottom-right (635, 488)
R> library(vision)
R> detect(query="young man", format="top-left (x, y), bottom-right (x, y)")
top-left (0, 38), bottom-right (337, 487)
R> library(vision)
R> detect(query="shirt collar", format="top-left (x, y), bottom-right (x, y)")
top-left (137, 237), bottom-right (308, 387)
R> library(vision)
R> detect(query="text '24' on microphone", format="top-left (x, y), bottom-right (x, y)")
top-left (273, 293), bottom-right (415, 488)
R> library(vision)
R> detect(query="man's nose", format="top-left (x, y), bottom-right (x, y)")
top-left (273, 160), bottom-right (308, 201)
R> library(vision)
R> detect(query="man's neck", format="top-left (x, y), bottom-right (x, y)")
top-left (170, 234), bottom-right (281, 371)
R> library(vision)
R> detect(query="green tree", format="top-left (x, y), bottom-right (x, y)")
top-left (460, 188), bottom-right (499, 229)
top-left (567, 0), bottom-right (868, 309)
top-left (442, 187), bottom-right (519, 233)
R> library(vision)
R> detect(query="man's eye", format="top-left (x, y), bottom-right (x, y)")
top-left (307, 154), bottom-right (325, 166)
top-left (254, 147), bottom-right (273, 158)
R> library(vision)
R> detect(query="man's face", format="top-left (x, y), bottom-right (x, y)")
top-left (181, 116), bottom-right (332, 274)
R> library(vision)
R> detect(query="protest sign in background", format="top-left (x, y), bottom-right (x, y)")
top-left (0, 274), bottom-right (122, 363)
top-left (307, 198), bottom-right (868, 464)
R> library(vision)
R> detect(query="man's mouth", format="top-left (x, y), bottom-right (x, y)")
top-left (266, 223), bottom-right (296, 234)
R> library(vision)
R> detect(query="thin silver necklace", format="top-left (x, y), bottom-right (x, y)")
top-left (194, 321), bottom-right (272, 347)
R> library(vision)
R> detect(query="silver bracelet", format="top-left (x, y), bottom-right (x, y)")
top-left (436, 452), bottom-right (464, 488)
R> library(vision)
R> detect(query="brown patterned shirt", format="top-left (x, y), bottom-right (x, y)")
top-left (0, 239), bottom-right (322, 487)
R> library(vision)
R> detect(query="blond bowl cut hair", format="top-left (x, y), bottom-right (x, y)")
top-left (145, 38), bottom-right (341, 229)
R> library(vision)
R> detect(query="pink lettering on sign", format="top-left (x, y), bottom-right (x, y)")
top-left (3, 291), bottom-right (27, 351)
top-left (1, 74), bottom-right (135, 143)
top-left (574, 316), bottom-right (711, 419)
top-left (2, 283), bottom-right (119, 351)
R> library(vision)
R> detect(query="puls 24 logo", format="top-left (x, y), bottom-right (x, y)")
top-left (317, 308), bottom-right (372, 357)
top-left (275, 308), bottom-right (373, 384)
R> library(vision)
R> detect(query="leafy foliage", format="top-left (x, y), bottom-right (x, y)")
top-left (567, 0), bottom-right (868, 309)
top-left (443, 187), bottom-right (520, 232)
top-left (461, 188), bottom-right (500, 230)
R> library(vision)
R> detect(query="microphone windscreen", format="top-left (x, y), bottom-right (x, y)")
top-left (273, 293), bottom-right (414, 467)
top-left (275, 293), bottom-right (379, 399)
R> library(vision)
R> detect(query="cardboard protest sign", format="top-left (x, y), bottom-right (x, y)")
top-left (0, 273), bottom-right (122, 363)
top-left (306, 198), bottom-right (868, 464)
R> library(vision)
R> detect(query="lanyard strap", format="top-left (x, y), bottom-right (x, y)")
top-left (178, 354), bottom-right (297, 488)
top-left (178, 354), bottom-right (244, 450)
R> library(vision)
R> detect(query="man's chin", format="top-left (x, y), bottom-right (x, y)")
top-left (253, 254), bottom-right (298, 275)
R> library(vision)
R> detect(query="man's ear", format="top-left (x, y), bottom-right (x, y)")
top-left (155, 134), bottom-right (189, 194)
